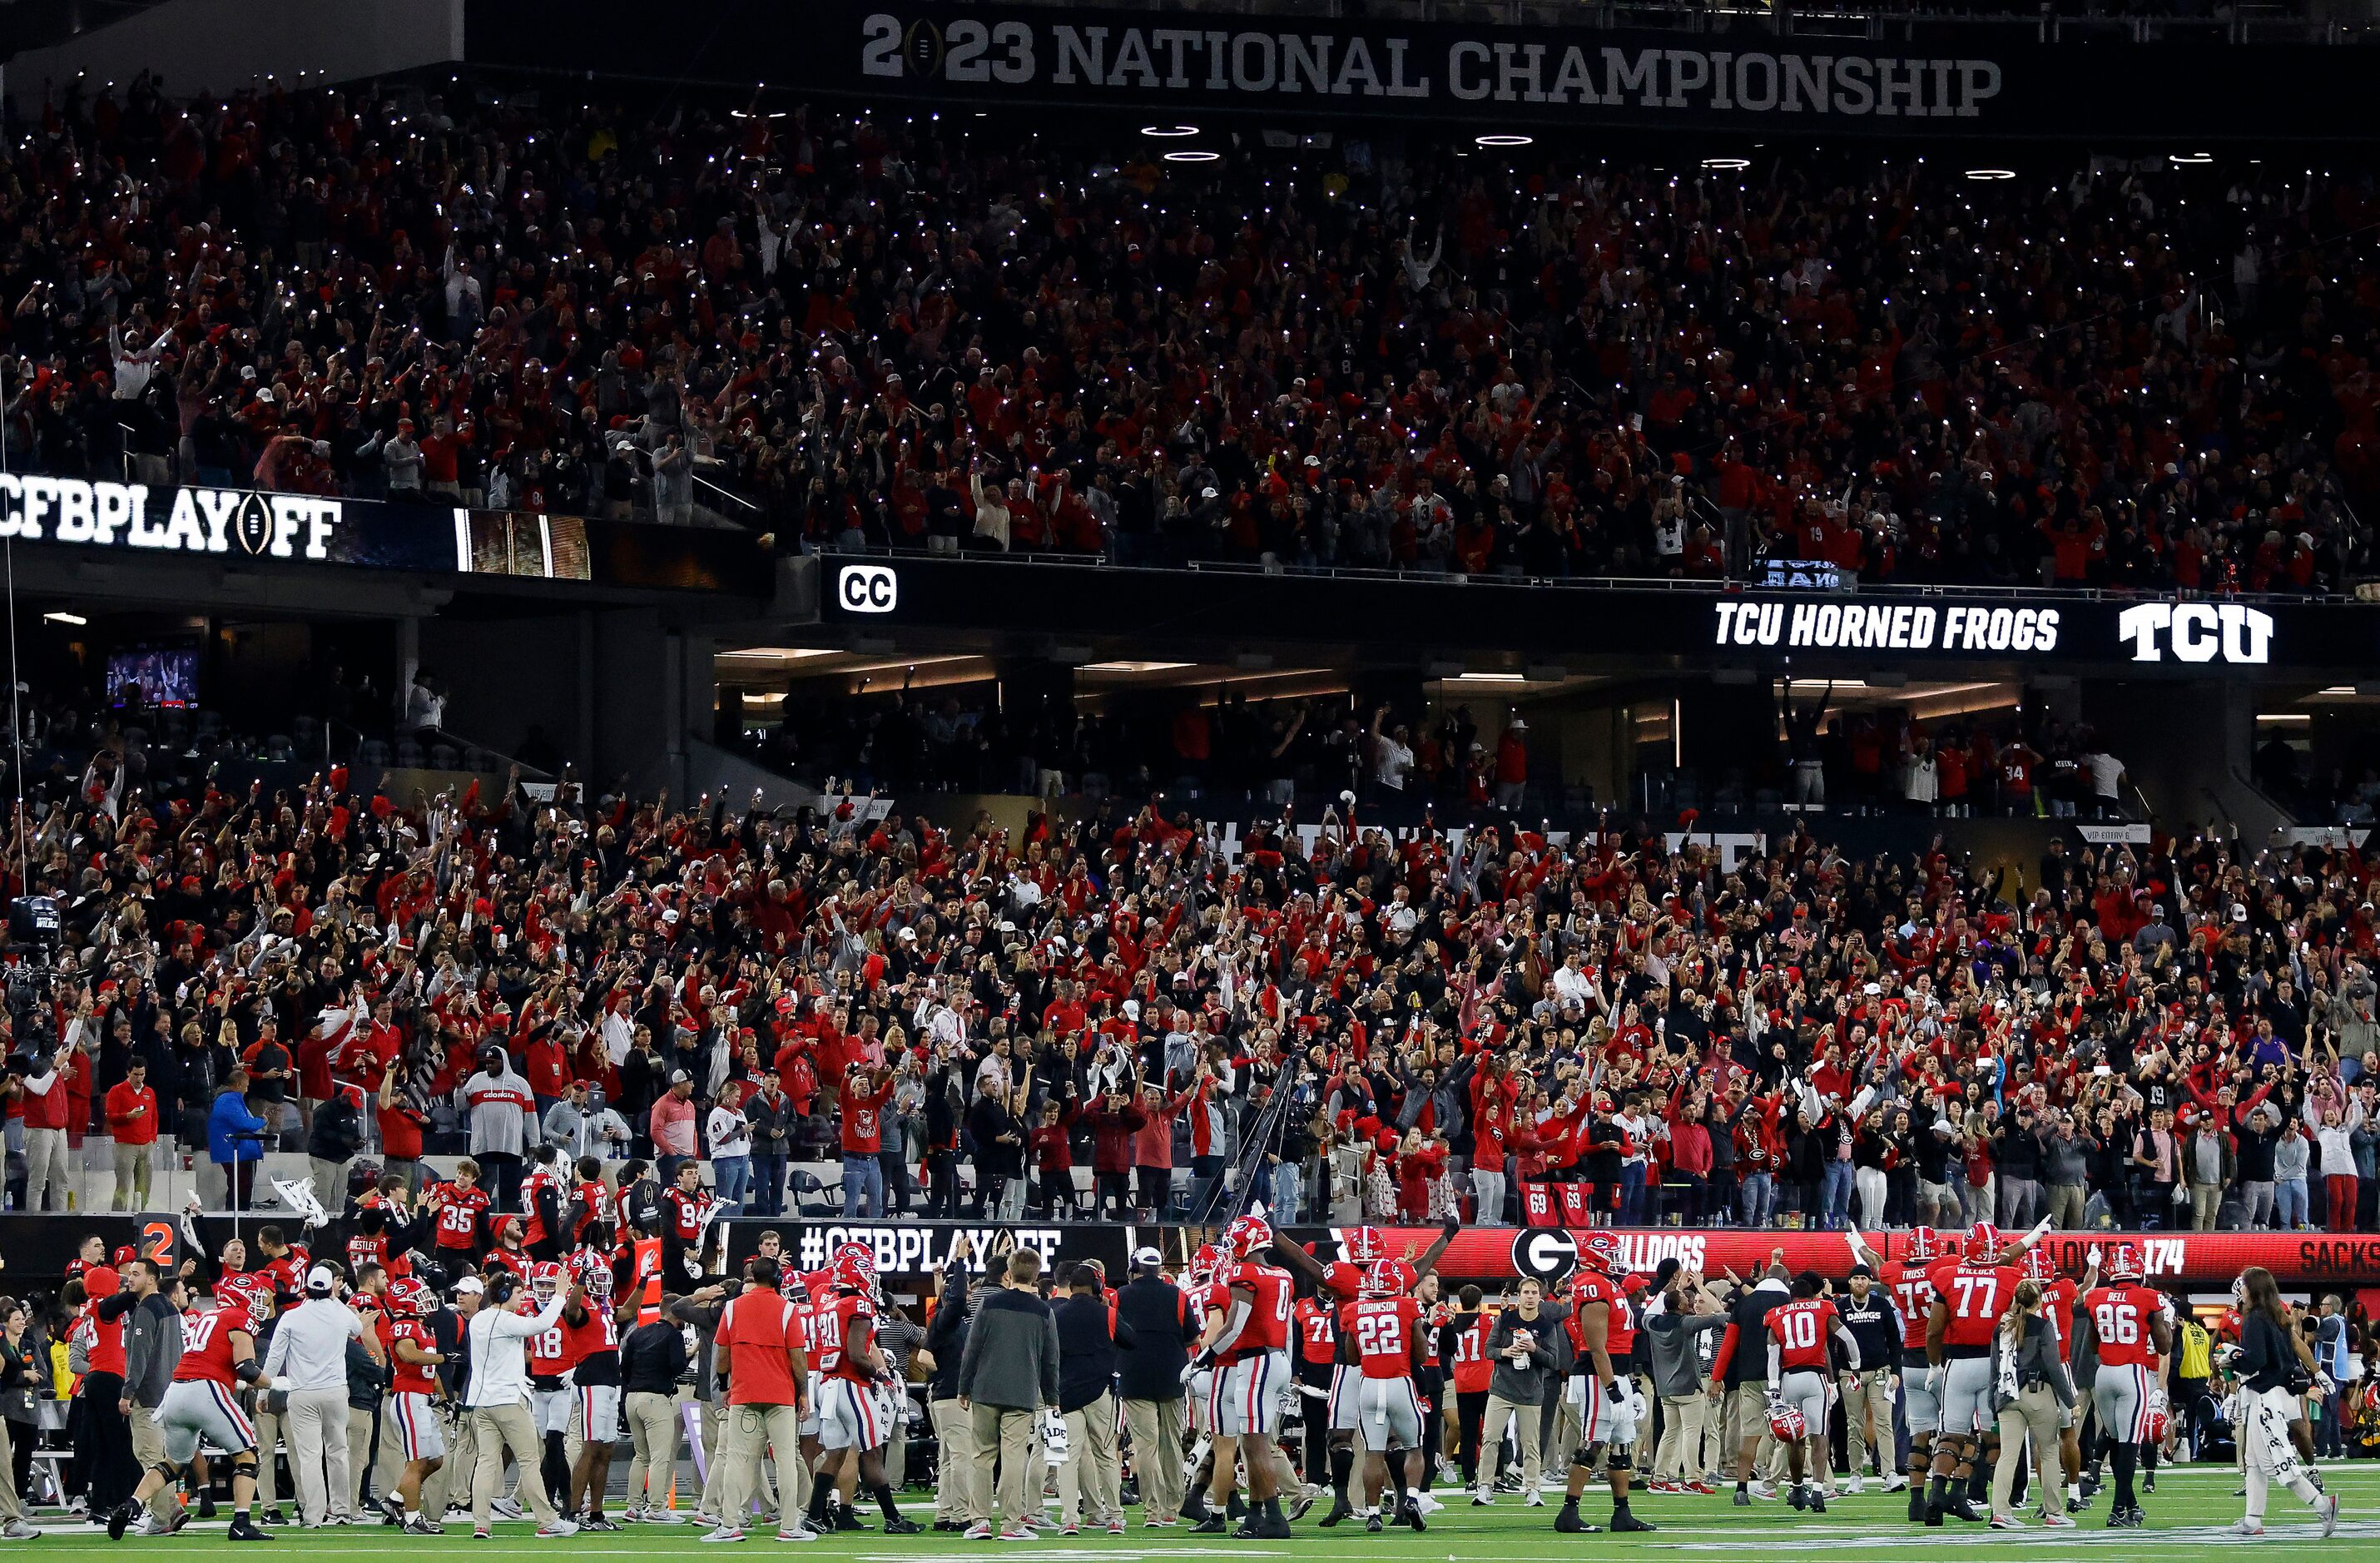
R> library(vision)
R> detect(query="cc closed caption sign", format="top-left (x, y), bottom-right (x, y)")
top-left (838, 563), bottom-right (899, 613)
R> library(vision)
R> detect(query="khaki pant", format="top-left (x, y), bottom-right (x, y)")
top-left (349, 1406), bottom-right (388, 1516)
top-left (286, 1386), bottom-right (354, 1526)
top-left (717, 1402), bottom-right (803, 1535)
top-left (1121, 1397), bottom-right (1185, 1521)
top-left (22, 1128), bottom-right (67, 1213)
top-left (1727, 1382), bottom-right (1790, 1483)
top-left (1654, 1392), bottom-right (1709, 1483)
top-left (112, 1141), bottom-right (152, 1211)
top-left (0, 1418), bottom-right (18, 1521)
top-left (1058, 1391), bottom-right (1121, 1527)
top-left (697, 1397), bottom-right (777, 1524)
top-left (930, 1397), bottom-right (977, 1523)
top-left (470, 1402), bottom-right (561, 1528)
top-left (128, 1403), bottom-right (176, 1526)
top-left (969, 1402), bottom-right (1037, 1528)
top-left (2189, 1184), bottom-right (2221, 1231)
top-left (1843, 1367), bottom-right (1897, 1479)
top-left (253, 1406), bottom-right (285, 1510)
top-left (625, 1391), bottom-right (682, 1511)
top-left (1481, 1394), bottom-right (1545, 1495)
top-left (425, 1404), bottom-right (485, 1517)
top-left (1991, 1384), bottom-right (2065, 1519)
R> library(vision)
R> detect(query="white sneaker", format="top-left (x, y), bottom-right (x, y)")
top-left (1524, 1490), bottom-right (1545, 1507)
top-left (1845, 1475), bottom-right (1864, 1496)
top-left (2320, 1493), bottom-right (2341, 1538)
top-left (492, 1499), bottom-right (524, 1521)
top-left (1414, 1491), bottom-right (1445, 1515)
top-left (2231, 1520), bottom-right (2264, 1537)
top-left (2041, 1512), bottom-right (2077, 1529)
top-left (775, 1525), bottom-right (820, 1543)
top-left (535, 1520), bottom-right (579, 1538)
top-left (647, 1508), bottom-right (689, 1526)
top-left (963, 1522), bottom-right (996, 1541)
top-left (702, 1524), bottom-right (746, 1542)
top-left (1748, 1481), bottom-right (1778, 1501)
top-left (1471, 1488), bottom-right (1494, 1506)
top-left (1882, 1475), bottom-right (1910, 1492)
top-left (0, 1521), bottom-right (37, 1540)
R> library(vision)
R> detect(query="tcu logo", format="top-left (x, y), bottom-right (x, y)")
top-left (2117, 602), bottom-right (2273, 664)
top-left (837, 563), bottom-right (898, 614)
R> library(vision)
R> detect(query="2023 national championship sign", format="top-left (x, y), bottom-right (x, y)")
top-left (466, 0), bottom-right (2370, 141)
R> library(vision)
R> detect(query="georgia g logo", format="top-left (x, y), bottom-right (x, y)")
top-left (1510, 1228), bottom-right (1578, 1286)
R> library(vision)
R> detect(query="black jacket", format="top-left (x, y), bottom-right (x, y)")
top-left (923, 1268), bottom-right (973, 1401)
top-left (620, 1318), bottom-right (690, 1395)
top-left (1055, 1291), bottom-right (1133, 1413)
top-left (308, 1096), bottom-right (364, 1165)
top-left (1113, 1275), bottom-right (1190, 1402)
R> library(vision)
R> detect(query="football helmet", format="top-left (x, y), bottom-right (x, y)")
top-left (2021, 1248), bottom-right (2060, 1284)
top-left (1768, 1397), bottom-right (1807, 1441)
top-left (1965, 1223), bottom-right (2005, 1264)
top-left (1577, 1230), bottom-right (1625, 1275)
top-left (528, 1260), bottom-right (565, 1306)
top-left (221, 1273), bottom-right (272, 1331)
top-left (1343, 1226), bottom-right (1389, 1264)
top-left (2105, 1243), bottom-right (2144, 1283)
top-left (1903, 1226), bottom-right (1941, 1264)
top-left (1226, 1214), bottom-right (1274, 1261)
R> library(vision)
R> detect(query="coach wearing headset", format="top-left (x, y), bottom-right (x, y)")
top-left (462, 1271), bottom-right (574, 1538)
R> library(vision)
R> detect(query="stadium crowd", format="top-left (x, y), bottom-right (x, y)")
top-left (0, 77), bottom-right (2375, 588)
top-left (0, 687), bottom-right (2366, 1247)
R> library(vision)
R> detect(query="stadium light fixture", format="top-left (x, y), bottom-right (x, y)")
top-left (42, 612), bottom-right (86, 627)
top-left (2170, 152), bottom-right (2214, 165)
top-left (1163, 150), bottom-right (1221, 163)
top-left (1476, 134), bottom-right (1533, 147)
top-left (1141, 125), bottom-right (1199, 138)
top-left (1080, 661), bottom-right (1195, 673)
top-left (1701, 156), bottom-right (1751, 171)
top-left (1453, 671), bottom-right (1526, 683)
top-left (1965, 168), bottom-right (2016, 181)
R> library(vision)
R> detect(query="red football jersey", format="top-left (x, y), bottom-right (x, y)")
top-left (1450, 1312), bottom-right (1494, 1395)
top-left (1293, 1296), bottom-right (1338, 1366)
top-left (173, 1302), bottom-right (250, 1387)
top-left (1881, 1259), bottom-right (1936, 1352)
top-left (1764, 1298), bottom-right (1841, 1374)
top-left (571, 1180), bottom-right (613, 1243)
top-left (520, 1170), bottom-right (560, 1247)
top-left (2041, 1276), bottom-right (2079, 1363)
top-left (1320, 1260), bottom-right (1366, 1302)
top-left (821, 1293), bottom-right (877, 1383)
top-left (1926, 1258), bottom-right (2018, 1350)
top-left (527, 1311), bottom-right (578, 1376)
top-left (564, 1302), bottom-right (619, 1363)
top-left (389, 1318), bottom-right (442, 1395)
top-left (2082, 1283), bottom-right (2170, 1369)
top-left (1223, 1263), bottom-right (1293, 1361)
top-left (432, 1183), bottom-right (489, 1250)
top-left (1341, 1296), bottom-right (1422, 1381)
top-left (1563, 1271), bottom-right (1624, 1367)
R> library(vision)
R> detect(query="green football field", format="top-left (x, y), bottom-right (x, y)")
top-left (31, 1462), bottom-right (2378, 1559)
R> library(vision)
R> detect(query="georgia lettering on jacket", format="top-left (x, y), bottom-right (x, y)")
top-left (0, 476), bottom-right (342, 560)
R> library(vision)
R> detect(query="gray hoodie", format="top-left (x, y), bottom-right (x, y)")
top-left (1485, 1301), bottom-right (1568, 1405)
top-left (1644, 1304), bottom-right (1731, 1399)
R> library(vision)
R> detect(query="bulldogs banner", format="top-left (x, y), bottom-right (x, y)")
top-left (469, 0), bottom-right (2369, 141)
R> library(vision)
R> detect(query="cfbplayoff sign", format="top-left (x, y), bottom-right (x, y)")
top-left (0, 475), bottom-right (342, 561)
